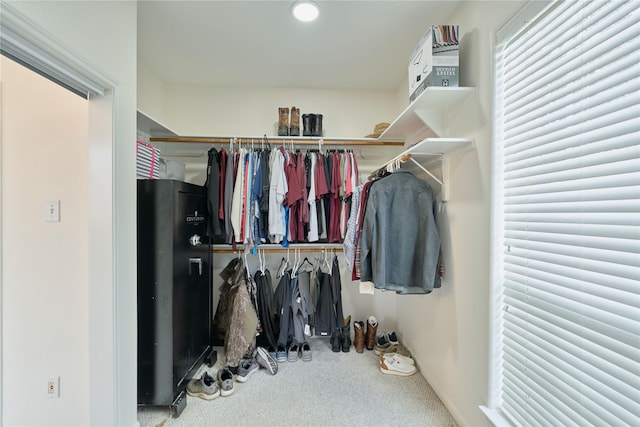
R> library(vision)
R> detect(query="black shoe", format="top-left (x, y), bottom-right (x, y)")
top-left (312, 114), bottom-right (323, 137)
top-left (330, 329), bottom-right (341, 352)
top-left (341, 316), bottom-right (352, 352)
top-left (302, 114), bottom-right (315, 137)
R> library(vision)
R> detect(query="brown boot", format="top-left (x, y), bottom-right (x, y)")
top-left (353, 320), bottom-right (365, 353)
top-left (278, 107), bottom-right (289, 136)
top-left (289, 106), bottom-right (300, 136)
top-left (365, 316), bottom-right (378, 351)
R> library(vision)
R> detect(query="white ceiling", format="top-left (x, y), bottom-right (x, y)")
top-left (137, 1), bottom-right (462, 91)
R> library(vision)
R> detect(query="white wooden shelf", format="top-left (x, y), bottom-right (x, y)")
top-left (379, 87), bottom-right (475, 144)
top-left (375, 137), bottom-right (473, 201)
top-left (137, 110), bottom-right (178, 138)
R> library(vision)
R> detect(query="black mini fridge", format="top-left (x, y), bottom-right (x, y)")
top-left (137, 179), bottom-right (215, 417)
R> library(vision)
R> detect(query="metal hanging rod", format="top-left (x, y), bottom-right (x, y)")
top-left (150, 136), bottom-right (404, 146)
top-left (211, 244), bottom-right (343, 254)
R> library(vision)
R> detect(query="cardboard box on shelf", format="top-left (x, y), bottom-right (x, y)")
top-left (408, 25), bottom-right (459, 103)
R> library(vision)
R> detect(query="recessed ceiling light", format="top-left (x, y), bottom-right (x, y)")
top-left (292, 0), bottom-right (319, 22)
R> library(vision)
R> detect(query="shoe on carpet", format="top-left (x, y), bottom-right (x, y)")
top-left (276, 345), bottom-right (287, 363)
top-left (217, 367), bottom-right (235, 396)
top-left (382, 352), bottom-right (415, 366)
top-left (353, 321), bottom-right (365, 353)
top-left (268, 346), bottom-right (278, 360)
top-left (256, 346), bottom-right (278, 375)
top-left (365, 316), bottom-right (378, 351)
top-left (377, 343), bottom-right (411, 358)
top-left (373, 331), bottom-right (403, 355)
top-left (186, 371), bottom-right (220, 400)
top-left (330, 328), bottom-right (342, 352)
top-left (379, 355), bottom-right (417, 376)
top-left (236, 358), bottom-right (259, 383)
top-left (301, 341), bottom-right (312, 361)
top-left (376, 331), bottom-right (399, 346)
top-left (287, 343), bottom-right (300, 362)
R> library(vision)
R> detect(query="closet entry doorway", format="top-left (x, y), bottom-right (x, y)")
top-left (0, 52), bottom-right (122, 425)
top-left (1, 55), bottom-right (90, 424)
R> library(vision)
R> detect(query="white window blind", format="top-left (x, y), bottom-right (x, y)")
top-left (493, 1), bottom-right (640, 426)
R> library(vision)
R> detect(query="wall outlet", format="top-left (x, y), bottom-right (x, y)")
top-left (47, 376), bottom-right (60, 398)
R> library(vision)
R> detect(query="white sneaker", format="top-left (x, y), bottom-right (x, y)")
top-left (382, 352), bottom-right (415, 366)
top-left (379, 354), bottom-right (417, 376)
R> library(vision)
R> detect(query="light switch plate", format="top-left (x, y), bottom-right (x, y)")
top-left (45, 200), bottom-right (60, 222)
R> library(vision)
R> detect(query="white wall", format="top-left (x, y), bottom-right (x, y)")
top-left (138, 60), bottom-right (167, 124)
top-left (1, 56), bottom-right (90, 426)
top-left (2, 1), bottom-right (138, 426)
top-left (395, 2), bottom-right (526, 426)
top-left (164, 85), bottom-right (400, 138)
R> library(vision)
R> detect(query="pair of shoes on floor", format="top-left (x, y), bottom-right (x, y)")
top-left (186, 371), bottom-right (220, 400)
top-left (376, 330), bottom-right (399, 347)
top-left (375, 342), bottom-right (411, 358)
top-left (287, 341), bottom-right (312, 362)
top-left (255, 346), bottom-right (278, 375)
top-left (236, 358), bottom-right (259, 383)
top-left (379, 352), bottom-right (417, 376)
top-left (374, 331), bottom-right (403, 355)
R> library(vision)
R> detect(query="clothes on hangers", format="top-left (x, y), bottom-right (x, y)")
top-left (214, 256), bottom-right (258, 369)
top-left (206, 142), bottom-right (360, 249)
top-left (253, 268), bottom-right (278, 351)
top-left (359, 170), bottom-right (441, 294)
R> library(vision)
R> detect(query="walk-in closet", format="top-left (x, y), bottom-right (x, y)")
top-left (10, 2), bottom-right (636, 427)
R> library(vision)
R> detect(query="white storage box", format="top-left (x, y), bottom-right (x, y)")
top-left (158, 158), bottom-right (186, 181)
top-left (408, 25), bottom-right (459, 103)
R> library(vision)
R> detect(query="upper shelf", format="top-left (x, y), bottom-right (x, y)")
top-left (379, 87), bottom-right (475, 144)
top-left (137, 110), bottom-right (178, 138)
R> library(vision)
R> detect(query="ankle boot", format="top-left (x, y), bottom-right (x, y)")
top-left (341, 316), bottom-right (352, 352)
top-left (278, 107), bottom-right (289, 136)
top-left (330, 328), bottom-right (341, 353)
top-left (289, 106), bottom-right (300, 136)
top-left (353, 320), bottom-right (365, 353)
top-left (302, 114), bottom-right (314, 137)
top-left (365, 316), bottom-right (378, 351)
top-left (312, 113), bottom-right (323, 137)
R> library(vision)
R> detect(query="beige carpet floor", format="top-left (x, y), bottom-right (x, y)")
top-left (138, 337), bottom-right (457, 427)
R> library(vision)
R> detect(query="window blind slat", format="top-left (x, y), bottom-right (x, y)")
top-left (504, 247), bottom-right (640, 282)
top-left (503, 222), bottom-right (638, 241)
top-left (504, 255), bottom-right (640, 296)
top-left (505, 157), bottom-right (640, 190)
top-left (504, 230), bottom-right (639, 254)
top-left (505, 171), bottom-right (640, 198)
